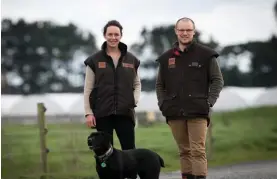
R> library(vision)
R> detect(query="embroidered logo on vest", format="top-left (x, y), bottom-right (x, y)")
top-left (122, 63), bottom-right (134, 68)
top-left (98, 62), bottom-right (106, 68)
top-left (168, 58), bottom-right (176, 68)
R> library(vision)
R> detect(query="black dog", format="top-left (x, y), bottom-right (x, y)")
top-left (87, 131), bottom-right (165, 179)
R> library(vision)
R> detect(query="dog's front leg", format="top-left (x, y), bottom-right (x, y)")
top-left (118, 159), bottom-right (125, 179)
top-left (96, 165), bottom-right (111, 179)
top-left (97, 171), bottom-right (113, 179)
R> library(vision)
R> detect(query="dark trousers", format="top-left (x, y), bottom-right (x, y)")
top-left (96, 114), bottom-right (136, 150)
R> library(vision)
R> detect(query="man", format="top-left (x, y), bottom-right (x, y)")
top-left (155, 17), bottom-right (224, 179)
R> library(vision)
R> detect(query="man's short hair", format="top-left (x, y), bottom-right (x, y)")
top-left (175, 17), bottom-right (195, 29)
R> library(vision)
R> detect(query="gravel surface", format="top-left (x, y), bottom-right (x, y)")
top-left (159, 160), bottom-right (277, 179)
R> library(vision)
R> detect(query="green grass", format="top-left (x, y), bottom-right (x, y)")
top-left (2, 106), bottom-right (277, 179)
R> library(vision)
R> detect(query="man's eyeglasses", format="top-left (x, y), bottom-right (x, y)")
top-left (176, 29), bottom-right (194, 33)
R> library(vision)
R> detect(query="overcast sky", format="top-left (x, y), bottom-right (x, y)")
top-left (2, 0), bottom-right (277, 49)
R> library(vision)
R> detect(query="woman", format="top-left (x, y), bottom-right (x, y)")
top-left (83, 20), bottom-right (141, 150)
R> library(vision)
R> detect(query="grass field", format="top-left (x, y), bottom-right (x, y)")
top-left (2, 106), bottom-right (277, 179)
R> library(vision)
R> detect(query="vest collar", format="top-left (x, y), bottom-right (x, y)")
top-left (101, 41), bottom-right (128, 56)
top-left (172, 39), bottom-right (196, 53)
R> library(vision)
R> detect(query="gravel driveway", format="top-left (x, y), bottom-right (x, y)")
top-left (159, 160), bottom-right (277, 179)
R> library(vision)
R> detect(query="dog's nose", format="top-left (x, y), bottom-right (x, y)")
top-left (87, 138), bottom-right (93, 144)
top-left (87, 139), bottom-right (94, 147)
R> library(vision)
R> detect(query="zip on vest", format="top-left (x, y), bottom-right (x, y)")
top-left (111, 55), bottom-right (123, 115)
top-left (113, 60), bottom-right (117, 115)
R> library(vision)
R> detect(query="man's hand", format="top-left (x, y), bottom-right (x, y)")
top-left (207, 100), bottom-right (212, 107)
top-left (86, 114), bottom-right (96, 128)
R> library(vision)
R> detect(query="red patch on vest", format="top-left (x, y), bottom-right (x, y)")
top-left (122, 63), bottom-right (134, 68)
top-left (98, 62), bottom-right (106, 68)
top-left (168, 58), bottom-right (176, 68)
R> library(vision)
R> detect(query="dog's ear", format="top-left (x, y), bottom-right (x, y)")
top-left (88, 131), bottom-right (103, 140)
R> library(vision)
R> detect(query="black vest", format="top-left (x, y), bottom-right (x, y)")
top-left (157, 42), bottom-right (219, 119)
top-left (84, 42), bottom-right (140, 119)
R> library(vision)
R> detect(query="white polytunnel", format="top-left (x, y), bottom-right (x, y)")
top-left (68, 95), bottom-right (85, 115)
top-left (212, 88), bottom-right (249, 112)
top-left (1, 86), bottom-right (277, 117)
top-left (46, 93), bottom-right (82, 113)
top-left (253, 87), bottom-right (277, 106)
top-left (136, 92), bottom-right (159, 112)
top-left (9, 95), bottom-right (65, 116)
top-left (1, 95), bottom-right (23, 116)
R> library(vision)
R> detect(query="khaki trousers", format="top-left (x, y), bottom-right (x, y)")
top-left (168, 118), bottom-right (208, 176)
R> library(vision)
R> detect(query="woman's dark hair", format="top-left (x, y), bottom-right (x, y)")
top-left (103, 20), bottom-right (123, 35)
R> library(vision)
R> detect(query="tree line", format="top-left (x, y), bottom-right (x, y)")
top-left (1, 2), bottom-right (277, 94)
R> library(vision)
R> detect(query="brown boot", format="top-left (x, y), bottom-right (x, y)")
top-left (182, 173), bottom-right (195, 179)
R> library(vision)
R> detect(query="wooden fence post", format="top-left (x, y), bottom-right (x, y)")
top-left (37, 103), bottom-right (48, 177)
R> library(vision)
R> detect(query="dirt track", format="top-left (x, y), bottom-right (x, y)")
top-left (159, 160), bottom-right (277, 179)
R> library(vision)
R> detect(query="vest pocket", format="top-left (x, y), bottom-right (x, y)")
top-left (89, 87), bottom-right (99, 110)
top-left (127, 89), bottom-right (136, 108)
top-left (187, 63), bottom-right (205, 80)
top-left (132, 94), bottom-right (136, 108)
top-left (161, 94), bottom-right (179, 116)
top-left (117, 90), bottom-right (136, 111)
top-left (186, 95), bottom-right (209, 115)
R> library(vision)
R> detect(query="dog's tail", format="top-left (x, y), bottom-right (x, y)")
top-left (158, 155), bottom-right (165, 168)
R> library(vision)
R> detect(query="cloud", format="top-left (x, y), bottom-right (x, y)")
top-left (2, 0), bottom-right (276, 48)
top-left (191, 0), bottom-right (277, 46)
